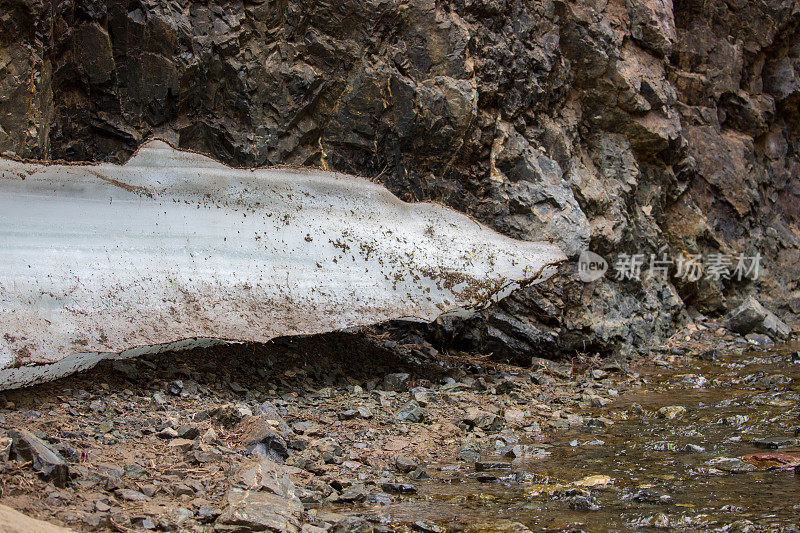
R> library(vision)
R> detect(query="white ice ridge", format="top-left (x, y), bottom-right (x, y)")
top-left (0, 140), bottom-right (566, 389)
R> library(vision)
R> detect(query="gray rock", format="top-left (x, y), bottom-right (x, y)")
top-left (329, 516), bottom-right (374, 533)
top-left (393, 455), bottom-right (419, 474)
top-left (383, 373), bottom-right (411, 392)
top-left (394, 400), bottom-right (426, 423)
top-left (231, 456), bottom-right (298, 501)
top-left (215, 403), bottom-right (253, 428)
top-left (475, 461), bottom-right (512, 472)
top-left (236, 415), bottom-right (291, 463)
top-left (216, 489), bottom-right (304, 533)
top-left (9, 429), bottom-right (70, 487)
top-left (569, 495), bottom-right (601, 511)
top-left (725, 297), bottom-right (791, 340)
top-left (411, 387), bottom-right (438, 406)
top-left (626, 0), bottom-right (676, 56)
top-left (457, 442), bottom-right (481, 463)
top-left (462, 408), bottom-right (504, 431)
top-left (176, 424), bottom-right (199, 440)
top-left (256, 401), bottom-right (293, 434)
top-left (752, 436), bottom-right (796, 450)
top-left (116, 488), bottom-right (149, 501)
top-left (381, 482), bottom-right (417, 494)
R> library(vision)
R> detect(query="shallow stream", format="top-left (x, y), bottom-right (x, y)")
top-left (367, 342), bottom-right (800, 531)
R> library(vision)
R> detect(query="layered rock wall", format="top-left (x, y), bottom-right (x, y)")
top-left (1, 0), bottom-right (798, 357)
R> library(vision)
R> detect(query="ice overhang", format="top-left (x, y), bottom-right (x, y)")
top-left (0, 140), bottom-right (566, 389)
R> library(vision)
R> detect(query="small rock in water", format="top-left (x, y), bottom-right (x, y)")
top-left (706, 457), bottom-right (757, 473)
top-left (475, 461), bottom-right (511, 472)
top-left (629, 403), bottom-right (645, 416)
top-left (381, 482), bottom-right (417, 494)
top-left (569, 495), bottom-right (600, 511)
top-left (681, 444), bottom-right (706, 453)
top-left (657, 406), bottom-right (686, 419)
top-left (752, 436), bottom-right (796, 449)
top-left (329, 516), bottom-right (374, 533)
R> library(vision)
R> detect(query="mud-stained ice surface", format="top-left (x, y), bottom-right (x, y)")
top-left (0, 140), bottom-right (565, 389)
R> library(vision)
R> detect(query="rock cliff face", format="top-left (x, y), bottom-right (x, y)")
top-left (1, 0), bottom-right (798, 359)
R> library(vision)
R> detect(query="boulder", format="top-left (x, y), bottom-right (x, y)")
top-left (725, 297), bottom-right (791, 340)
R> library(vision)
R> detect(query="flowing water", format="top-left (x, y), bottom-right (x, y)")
top-left (365, 342), bottom-right (800, 531)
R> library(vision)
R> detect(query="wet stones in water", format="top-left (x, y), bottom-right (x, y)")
top-left (752, 436), bottom-right (797, 449)
top-left (626, 487), bottom-right (672, 504)
top-left (657, 406), bottom-right (686, 419)
top-left (475, 461), bottom-right (512, 472)
top-left (791, 351), bottom-right (800, 363)
top-left (8, 429), bottom-right (70, 487)
top-left (569, 495), bottom-right (601, 511)
top-left (330, 484), bottom-right (369, 503)
top-left (412, 521), bottom-right (445, 533)
top-left (722, 414), bottom-right (748, 426)
top-left (706, 457), bottom-right (758, 473)
top-left (329, 516), bottom-right (374, 533)
top-left (394, 401), bottom-right (426, 423)
top-left (381, 482), bottom-right (417, 494)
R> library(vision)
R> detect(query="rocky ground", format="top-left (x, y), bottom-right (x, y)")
top-left (1, 311), bottom-right (798, 532)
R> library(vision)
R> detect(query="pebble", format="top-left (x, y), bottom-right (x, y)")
top-left (657, 406), bottom-right (686, 419)
top-left (381, 482), bottom-right (417, 494)
top-left (394, 401), bottom-right (426, 423)
top-left (8, 429), bottom-right (70, 487)
top-left (393, 455), bottom-right (418, 474)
